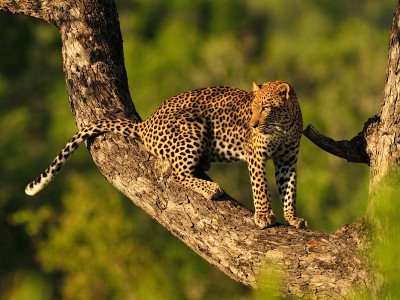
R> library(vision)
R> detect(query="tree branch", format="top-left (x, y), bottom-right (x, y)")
top-left (365, 0), bottom-right (400, 190)
top-left (0, 0), bottom-right (66, 27)
top-left (2, 0), bottom-right (374, 297)
top-left (303, 124), bottom-right (370, 164)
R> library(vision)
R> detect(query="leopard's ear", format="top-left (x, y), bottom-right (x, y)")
top-left (253, 82), bottom-right (261, 92)
top-left (277, 82), bottom-right (290, 100)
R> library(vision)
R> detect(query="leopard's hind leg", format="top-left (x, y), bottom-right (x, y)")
top-left (165, 119), bottom-right (223, 200)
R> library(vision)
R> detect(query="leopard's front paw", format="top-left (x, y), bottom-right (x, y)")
top-left (288, 217), bottom-right (308, 229)
top-left (254, 212), bottom-right (276, 229)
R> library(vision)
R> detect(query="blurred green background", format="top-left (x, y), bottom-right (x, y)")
top-left (0, 0), bottom-right (394, 299)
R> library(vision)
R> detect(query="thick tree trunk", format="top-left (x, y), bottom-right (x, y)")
top-left (4, 0), bottom-right (400, 298)
top-left (365, 4), bottom-right (400, 191)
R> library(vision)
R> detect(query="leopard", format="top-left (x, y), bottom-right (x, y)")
top-left (25, 80), bottom-right (307, 229)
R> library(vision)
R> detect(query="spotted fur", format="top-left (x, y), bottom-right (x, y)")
top-left (25, 80), bottom-right (307, 229)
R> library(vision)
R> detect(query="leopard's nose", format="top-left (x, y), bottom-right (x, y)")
top-left (250, 119), bottom-right (259, 128)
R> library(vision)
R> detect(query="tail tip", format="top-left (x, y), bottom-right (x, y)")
top-left (25, 183), bottom-right (38, 196)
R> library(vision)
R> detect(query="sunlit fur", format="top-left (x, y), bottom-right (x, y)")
top-left (26, 81), bottom-right (307, 229)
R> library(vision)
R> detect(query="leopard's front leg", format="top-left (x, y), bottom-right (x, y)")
top-left (247, 155), bottom-right (276, 229)
top-left (274, 155), bottom-right (308, 229)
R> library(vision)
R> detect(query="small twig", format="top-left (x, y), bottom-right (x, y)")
top-left (303, 124), bottom-right (369, 164)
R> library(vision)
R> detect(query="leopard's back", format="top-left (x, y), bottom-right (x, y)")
top-left (140, 86), bottom-right (253, 163)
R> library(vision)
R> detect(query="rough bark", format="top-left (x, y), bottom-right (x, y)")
top-left (302, 4), bottom-right (400, 294)
top-left (2, 0), bottom-right (393, 297)
top-left (364, 4), bottom-right (400, 191)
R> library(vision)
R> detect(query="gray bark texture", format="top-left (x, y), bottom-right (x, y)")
top-left (364, 5), bottom-right (400, 191)
top-left (3, 0), bottom-right (400, 298)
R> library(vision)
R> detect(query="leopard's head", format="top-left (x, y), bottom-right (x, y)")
top-left (250, 80), bottom-right (300, 134)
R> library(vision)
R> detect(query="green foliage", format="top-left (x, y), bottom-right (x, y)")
top-left (366, 176), bottom-right (400, 298)
top-left (36, 175), bottom-right (183, 299)
top-left (0, 0), bottom-right (396, 298)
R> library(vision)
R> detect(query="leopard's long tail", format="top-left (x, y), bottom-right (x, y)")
top-left (25, 118), bottom-right (140, 196)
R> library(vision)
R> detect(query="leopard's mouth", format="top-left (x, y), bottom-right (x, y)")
top-left (256, 123), bottom-right (286, 135)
